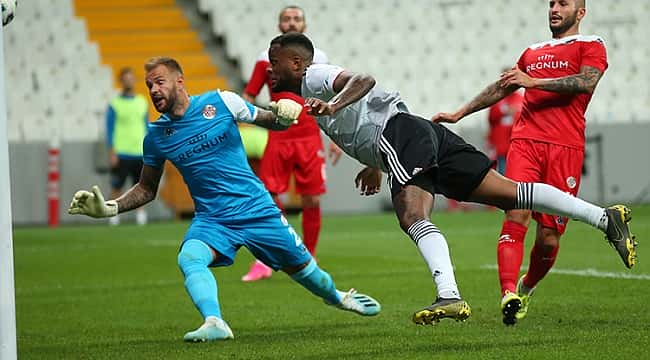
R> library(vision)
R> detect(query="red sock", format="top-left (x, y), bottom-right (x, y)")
top-left (302, 206), bottom-right (321, 255)
top-left (497, 221), bottom-right (528, 295)
top-left (523, 242), bottom-right (559, 289)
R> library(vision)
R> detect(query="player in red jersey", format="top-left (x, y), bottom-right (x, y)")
top-left (433, 0), bottom-right (626, 325)
top-left (241, 5), bottom-right (341, 282)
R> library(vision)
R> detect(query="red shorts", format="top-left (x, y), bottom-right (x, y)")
top-left (505, 139), bottom-right (584, 234)
top-left (259, 136), bottom-right (326, 196)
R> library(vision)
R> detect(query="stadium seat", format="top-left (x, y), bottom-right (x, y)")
top-left (208, 0), bottom-right (647, 124)
top-left (4, 2), bottom-right (112, 143)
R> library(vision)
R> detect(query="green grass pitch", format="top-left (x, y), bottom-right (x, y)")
top-left (14, 205), bottom-right (650, 359)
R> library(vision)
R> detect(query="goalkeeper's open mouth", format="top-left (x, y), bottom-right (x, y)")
top-left (153, 96), bottom-right (166, 110)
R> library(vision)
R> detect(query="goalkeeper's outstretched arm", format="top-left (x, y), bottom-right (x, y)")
top-left (68, 164), bottom-right (163, 218)
top-left (115, 164), bottom-right (163, 213)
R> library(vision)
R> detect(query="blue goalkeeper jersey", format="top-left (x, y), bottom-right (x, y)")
top-left (143, 90), bottom-right (279, 221)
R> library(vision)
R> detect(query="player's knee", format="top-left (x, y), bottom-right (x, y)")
top-left (505, 209), bottom-right (532, 226)
top-left (397, 212), bottom-right (427, 234)
top-left (537, 228), bottom-right (560, 253)
top-left (301, 195), bottom-right (320, 208)
top-left (177, 239), bottom-right (213, 275)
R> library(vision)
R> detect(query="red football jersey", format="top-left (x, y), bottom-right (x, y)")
top-left (512, 35), bottom-right (608, 149)
top-left (244, 48), bottom-right (329, 141)
top-left (488, 90), bottom-right (523, 156)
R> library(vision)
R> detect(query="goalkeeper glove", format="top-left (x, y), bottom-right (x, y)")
top-left (269, 99), bottom-right (303, 126)
top-left (68, 185), bottom-right (118, 218)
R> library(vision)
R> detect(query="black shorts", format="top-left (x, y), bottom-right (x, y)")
top-left (110, 157), bottom-right (144, 189)
top-left (379, 112), bottom-right (492, 201)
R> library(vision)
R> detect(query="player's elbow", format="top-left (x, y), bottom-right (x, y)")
top-left (358, 73), bottom-right (376, 89)
top-left (585, 84), bottom-right (597, 94)
top-left (139, 183), bottom-right (158, 203)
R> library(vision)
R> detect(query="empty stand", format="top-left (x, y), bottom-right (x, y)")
top-left (4, 1), bottom-right (112, 142)
top-left (199, 0), bottom-right (649, 125)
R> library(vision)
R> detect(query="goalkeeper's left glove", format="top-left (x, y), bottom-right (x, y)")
top-left (68, 185), bottom-right (118, 218)
top-left (269, 99), bottom-right (303, 126)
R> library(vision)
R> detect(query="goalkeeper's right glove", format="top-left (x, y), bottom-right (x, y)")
top-left (68, 185), bottom-right (118, 218)
top-left (269, 99), bottom-right (303, 126)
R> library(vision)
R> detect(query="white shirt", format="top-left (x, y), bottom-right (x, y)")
top-left (301, 64), bottom-right (408, 171)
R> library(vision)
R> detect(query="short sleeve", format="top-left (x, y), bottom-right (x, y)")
top-left (219, 90), bottom-right (258, 123)
top-left (581, 38), bottom-right (608, 72)
top-left (516, 48), bottom-right (529, 72)
top-left (142, 133), bottom-right (165, 168)
top-left (304, 64), bottom-right (345, 97)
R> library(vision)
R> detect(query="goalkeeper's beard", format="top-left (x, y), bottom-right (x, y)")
top-left (155, 92), bottom-right (178, 114)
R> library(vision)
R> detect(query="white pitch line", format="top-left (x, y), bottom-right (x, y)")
top-left (481, 264), bottom-right (650, 280)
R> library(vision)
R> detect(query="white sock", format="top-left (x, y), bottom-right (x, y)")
top-left (407, 220), bottom-right (460, 299)
top-left (108, 214), bottom-right (120, 226)
top-left (516, 183), bottom-right (608, 231)
top-left (136, 209), bottom-right (147, 225)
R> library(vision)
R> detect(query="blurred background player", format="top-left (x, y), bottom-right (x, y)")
top-left (106, 67), bottom-right (149, 226)
top-left (69, 57), bottom-right (381, 342)
top-left (487, 69), bottom-right (523, 175)
top-left (433, 0), bottom-right (611, 325)
top-left (241, 5), bottom-right (341, 282)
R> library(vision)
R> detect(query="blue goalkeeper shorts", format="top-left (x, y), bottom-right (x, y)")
top-left (182, 214), bottom-right (311, 270)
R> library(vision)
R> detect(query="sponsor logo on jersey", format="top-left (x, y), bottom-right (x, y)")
top-left (177, 132), bottom-right (228, 162)
top-left (526, 54), bottom-right (569, 73)
top-left (202, 104), bottom-right (217, 120)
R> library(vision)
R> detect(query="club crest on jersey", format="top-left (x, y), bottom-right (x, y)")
top-left (566, 176), bottom-right (577, 189)
top-left (202, 104), bottom-right (217, 120)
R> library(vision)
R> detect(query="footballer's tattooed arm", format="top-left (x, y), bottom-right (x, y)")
top-left (532, 66), bottom-right (604, 94)
top-left (432, 80), bottom-right (518, 123)
top-left (459, 81), bottom-right (519, 118)
top-left (115, 165), bottom-right (163, 213)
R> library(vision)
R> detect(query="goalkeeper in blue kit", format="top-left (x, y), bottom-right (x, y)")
top-left (68, 57), bottom-right (380, 342)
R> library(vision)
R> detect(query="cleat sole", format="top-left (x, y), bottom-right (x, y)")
top-left (412, 304), bottom-right (471, 325)
top-left (502, 298), bottom-right (521, 326)
top-left (608, 205), bottom-right (637, 269)
top-left (626, 238), bottom-right (637, 268)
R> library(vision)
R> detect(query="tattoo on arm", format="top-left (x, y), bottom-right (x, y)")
top-left (535, 66), bottom-right (603, 94)
top-left (116, 165), bottom-right (163, 213)
top-left (462, 81), bottom-right (517, 117)
top-left (253, 109), bottom-right (287, 130)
